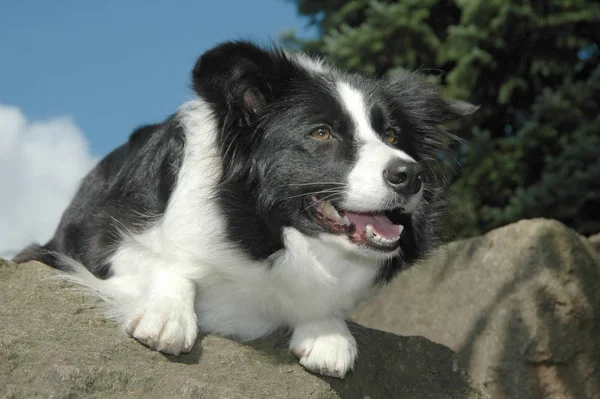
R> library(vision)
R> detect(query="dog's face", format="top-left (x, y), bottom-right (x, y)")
top-left (193, 42), bottom-right (476, 271)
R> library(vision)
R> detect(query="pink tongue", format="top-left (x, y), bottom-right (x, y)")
top-left (344, 212), bottom-right (399, 238)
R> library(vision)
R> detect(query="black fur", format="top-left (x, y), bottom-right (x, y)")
top-left (15, 118), bottom-right (185, 278)
top-left (15, 41), bottom-right (476, 284)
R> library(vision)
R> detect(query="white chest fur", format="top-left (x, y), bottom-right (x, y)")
top-left (193, 228), bottom-right (379, 341)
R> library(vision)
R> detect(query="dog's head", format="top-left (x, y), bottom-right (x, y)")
top-left (192, 41), bottom-right (477, 279)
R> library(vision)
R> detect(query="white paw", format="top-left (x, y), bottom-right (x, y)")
top-left (126, 298), bottom-right (198, 356)
top-left (290, 318), bottom-right (358, 379)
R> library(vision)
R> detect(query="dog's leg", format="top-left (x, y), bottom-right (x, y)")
top-left (289, 317), bottom-right (358, 379)
top-left (124, 270), bottom-right (198, 356)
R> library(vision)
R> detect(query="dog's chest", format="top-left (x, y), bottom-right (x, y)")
top-left (193, 228), bottom-right (379, 340)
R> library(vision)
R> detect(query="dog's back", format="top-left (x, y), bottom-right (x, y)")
top-left (13, 120), bottom-right (184, 278)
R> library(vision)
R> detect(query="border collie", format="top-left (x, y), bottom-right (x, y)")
top-left (15, 41), bottom-right (477, 378)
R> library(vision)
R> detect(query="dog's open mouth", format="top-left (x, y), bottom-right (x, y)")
top-left (309, 194), bottom-right (404, 250)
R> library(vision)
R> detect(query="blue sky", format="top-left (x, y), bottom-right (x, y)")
top-left (0, 0), bottom-right (312, 156)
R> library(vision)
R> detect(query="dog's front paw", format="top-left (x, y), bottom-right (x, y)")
top-left (290, 318), bottom-right (358, 379)
top-left (126, 297), bottom-right (198, 356)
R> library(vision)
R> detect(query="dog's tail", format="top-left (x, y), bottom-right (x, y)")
top-left (58, 255), bottom-right (142, 326)
top-left (12, 243), bottom-right (66, 269)
top-left (14, 244), bottom-right (140, 325)
top-left (56, 255), bottom-right (138, 299)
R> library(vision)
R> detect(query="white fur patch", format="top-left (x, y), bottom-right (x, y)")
top-left (193, 227), bottom-right (379, 341)
top-left (287, 51), bottom-right (327, 74)
top-left (336, 81), bottom-right (416, 211)
top-left (289, 317), bottom-right (358, 379)
top-left (125, 271), bottom-right (197, 355)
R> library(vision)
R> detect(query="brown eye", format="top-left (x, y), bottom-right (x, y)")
top-left (384, 129), bottom-right (397, 143)
top-left (310, 127), bottom-right (332, 141)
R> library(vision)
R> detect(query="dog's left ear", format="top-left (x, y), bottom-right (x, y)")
top-left (388, 72), bottom-right (480, 123)
top-left (446, 100), bottom-right (480, 119)
top-left (431, 97), bottom-right (480, 123)
top-left (192, 41), bottom-right (279, 125)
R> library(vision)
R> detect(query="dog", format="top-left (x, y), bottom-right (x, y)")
top-left (14, 41), bottom-right (477, 379)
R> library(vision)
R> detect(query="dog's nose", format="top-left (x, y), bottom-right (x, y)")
top-left (383, 159), bottom-right (424, 195)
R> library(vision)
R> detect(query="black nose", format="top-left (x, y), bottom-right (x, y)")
top-left (383, 159), bottom-right (424, 195)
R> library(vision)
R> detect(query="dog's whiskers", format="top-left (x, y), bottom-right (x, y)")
top-left (301, 193), bottom-right (344, 213)
top-left (280, 189), bottom-right (345, 202)
top-left (287, 182), bottom-right (347, 187)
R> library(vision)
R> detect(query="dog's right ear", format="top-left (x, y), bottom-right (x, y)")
top-left (192, 41), bottom-right (277, 125)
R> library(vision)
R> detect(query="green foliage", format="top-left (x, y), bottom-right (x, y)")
top-left (285, 0), bottom-right (600, 237)
top-left (449, 65), bottom-right (600, 236)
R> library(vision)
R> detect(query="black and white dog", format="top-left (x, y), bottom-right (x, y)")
top-left (15, 41), bottom-right (476, 378)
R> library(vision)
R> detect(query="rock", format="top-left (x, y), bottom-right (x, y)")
top-left (589, 232), bottom-right (600, 254)
top-left (353, 218), bottom-right (600, 399)
top-left (0, 260), bottom-right (486, 399)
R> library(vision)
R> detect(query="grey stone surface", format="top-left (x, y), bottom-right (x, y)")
top-left (0, 259), bottom-right (487, 399)
top-left (353, 219), bottom-right (600, 399)
top-left (589, 232), bottom-right (600, 254)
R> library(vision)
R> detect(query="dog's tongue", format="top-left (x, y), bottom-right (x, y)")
top-left (344, 211), bottom-right (399, 238)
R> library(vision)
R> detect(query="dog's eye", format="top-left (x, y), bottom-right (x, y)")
top-left (310, 127), bottom-right (332, 141)
top-left (384, 128), bottom-right (397, 144)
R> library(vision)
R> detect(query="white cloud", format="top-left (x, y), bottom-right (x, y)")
top-left (0, 105), bottom-right (97, 259)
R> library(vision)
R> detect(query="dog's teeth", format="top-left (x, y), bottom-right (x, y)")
top-left (365, 224), bottom-right (403, 245)
top-left (398, 225), bottom-right (404, 235)
top-left (321, 201), bottom-right (341, 221)
top-left (381, 235), bottom-right (400, 244)
top-left (340, 215), bottom-right (350, 226)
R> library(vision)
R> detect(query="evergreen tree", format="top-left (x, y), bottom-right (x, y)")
top-left (284, 0), bottom-right (600, 237)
